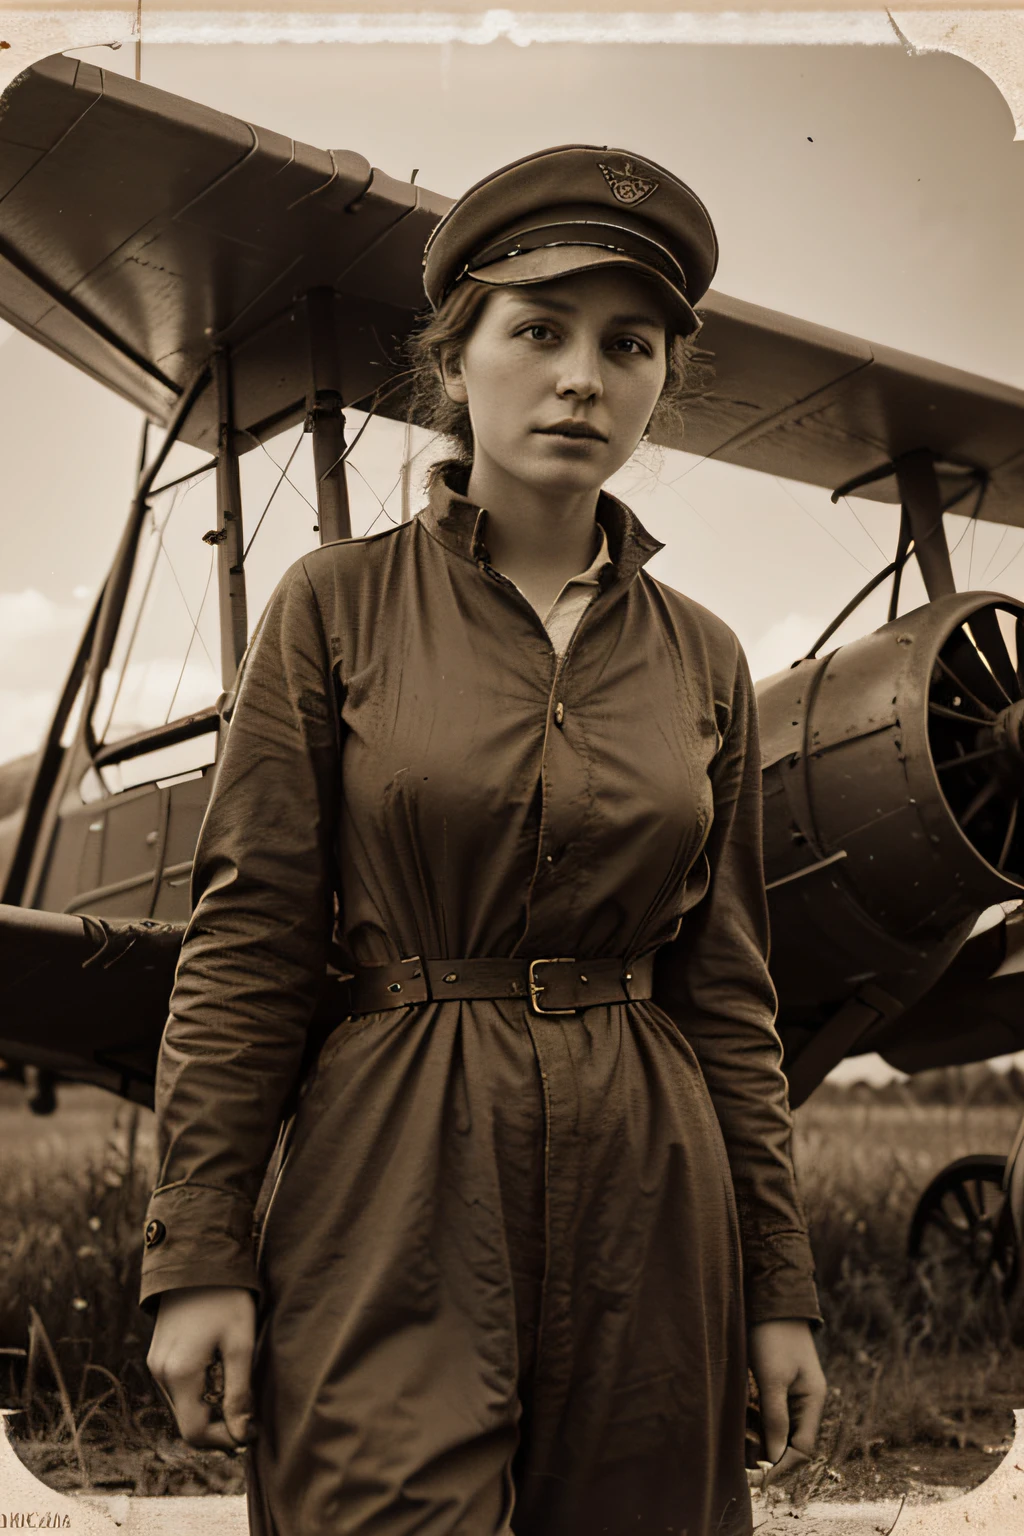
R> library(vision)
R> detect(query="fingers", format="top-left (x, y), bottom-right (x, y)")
top-left (787, 1358), bottom-right (828, 1459)
top-left (748, 1319), bottom-right (828, 1477)
top-left (221, 1337), bottom-right (256, 1447)
top-left (150, 1354), bottom-right (251, 1450)
top-left (761, 1442), bottom-right (813, 1487)
top-left (148, 1347), bottom-right (220, 1446)
top-left (197, 1420), bottom-right (249, 1453)
top-left (760, 1358), bottom-right (827, 1485)
top-left (146, 1286), bottom-right (257, 1451)
top-left (757, 1378), bottom-right (791, 1465)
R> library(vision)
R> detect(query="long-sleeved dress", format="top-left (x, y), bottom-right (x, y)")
top-left (139, 468), bottom-right (821, 1536)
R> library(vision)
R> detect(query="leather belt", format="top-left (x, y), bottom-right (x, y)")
top-left (332, 954), bottom-right (655, 1018)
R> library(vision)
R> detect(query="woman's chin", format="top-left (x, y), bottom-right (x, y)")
top-left (508, 455), bottom-right (612, 499)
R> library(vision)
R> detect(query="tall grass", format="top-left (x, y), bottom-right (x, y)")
top-left (790, 1087), bottom-right (1023, 1497)
top-left (0, 1086), bottom-right (244, 1494)
top-left (0, 1072), bottom-right (1021, 1497)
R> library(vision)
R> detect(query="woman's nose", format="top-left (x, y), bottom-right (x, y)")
top-left (555, 344), bottom-right (604, 401)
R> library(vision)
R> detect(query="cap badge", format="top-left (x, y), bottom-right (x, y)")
top-left (597, 159), bottom-right (658, 207)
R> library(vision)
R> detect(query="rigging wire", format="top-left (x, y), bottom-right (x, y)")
top-left (948, 497), bottom-right (983, 557)
top-left (987, 531), bottom-right (1024, 590)
top-left (838, 494), bottom-right (889, 561)
top-left (630, 456), bottom-right (721, 534)
top-left (242, 428), bottom-right (307, 562)
top-left (158, 543), bottom-right (216, 676)
top-left (243, 377), bottom-right (435, 547)
top-left (240, 428), bottom-right (318, 517)
top-left (313, 370), bottom-right (421, 486)
top-left (155, 473), bottom-right (218, 674)
top-left (952, 473), bottom-right (989, 587)
top-left (977, 524), bottom-right (1011, 586)
top-left (328, 410), bottom-right (444, 537)
top-left (361, 428), bottom-right (445, 530)
top-left (317, 409), bottom-right (378, 490)
top-left (976, 506), bottom-right (1013, 589)
top-left (97, 491), bottom-right (181, 742)
top-left (967, 513), bottom-right (979, 590)
top-left (664, 450), bottom-right (714, 488)
top-left (348, 460), bottom-right (401, 537)
top-left (614, 432), bottom-right (738, 535)
top-left (101, 469), bottom-right (226, 738)
top-left (770, 476), bottom-right (874, 574)
top-left (164, 551), bottom-right (216, 725)
top-left (948, 520), bottom-right (973, 556)
top-left (237, 372), bottom-right (435, 545)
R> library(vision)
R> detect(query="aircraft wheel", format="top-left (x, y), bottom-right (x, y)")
top-left (908, 1154), bottom-right (1015, 1300)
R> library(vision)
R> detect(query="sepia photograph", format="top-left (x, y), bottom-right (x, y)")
top-left (1, 9), bottom-right (1023, 1533)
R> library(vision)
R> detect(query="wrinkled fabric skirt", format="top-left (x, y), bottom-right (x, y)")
top-left (246, 998), bottom-right (752, 1536)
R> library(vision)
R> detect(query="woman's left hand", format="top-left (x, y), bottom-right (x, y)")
top-left (748, 1319), bottom-right (827, 1482)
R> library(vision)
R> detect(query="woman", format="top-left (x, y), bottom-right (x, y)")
top-left (143, 144), bottom-right (826, 1536)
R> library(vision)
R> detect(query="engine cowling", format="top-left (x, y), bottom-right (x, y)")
top-left (757, 592), bottom-right (1024, 1030)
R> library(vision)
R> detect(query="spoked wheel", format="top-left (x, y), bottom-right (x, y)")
top-left (908, 1154), bottom-right (1015, 1299)
top-left (928, 602), bottom-right (1024, 879)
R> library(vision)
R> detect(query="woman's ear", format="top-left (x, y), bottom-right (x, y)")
top-left (438, 348), bottom-right (469, 405)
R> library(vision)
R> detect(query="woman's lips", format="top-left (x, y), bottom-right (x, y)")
top-left (535, 423), bottom-right (608, 442)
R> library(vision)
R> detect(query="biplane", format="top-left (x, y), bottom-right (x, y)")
top-left (1, 54), bottom-right (1023, 1312)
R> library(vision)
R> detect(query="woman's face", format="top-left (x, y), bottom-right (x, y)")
top-left (441, 267), bottom-right (670, 499)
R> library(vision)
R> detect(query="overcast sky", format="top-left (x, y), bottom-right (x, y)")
top-left (2, 36), bottom-right (1023, 1079)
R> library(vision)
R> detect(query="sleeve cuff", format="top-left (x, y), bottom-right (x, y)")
top-left (139, 1183), bottom-right (260, 1313)
top-left (743, 1228), bottom-right (823, 1329)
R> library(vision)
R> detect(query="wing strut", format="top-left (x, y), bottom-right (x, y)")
top-left (214, 350), bottom-right (249, 686)
top-left (306, 288), bottom-right (352, 543)
top-left (830, 448), bottom-right (963, 613)
top-left (895, 450), bottom-right (956, 601)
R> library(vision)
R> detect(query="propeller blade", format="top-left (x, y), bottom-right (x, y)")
top-left (944, 625), bottom-right (1011, 714)
top-left (934, 746), bottom-right (1002, 771)
top-left (933, 655), bottom-right (997, 719)
top-left (998, 798), bottom-right (1019, 871)
top-left (960, 775), bottom-right (1001, 829)
top-left (929, 701), bottom-right (993, 728)
top-left (967, 607), bottom-right (1019, 703)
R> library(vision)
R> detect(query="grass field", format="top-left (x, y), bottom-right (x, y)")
top-left (1, 1072), bottom-right (1022, 1501)
top-left (791, 1086), bottom-right (1023, 1501)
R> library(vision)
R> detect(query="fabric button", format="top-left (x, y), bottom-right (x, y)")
top-left (144, 1219), bottom-right (166, 1250)
top-left (554, 702), bottom-right (565, 727)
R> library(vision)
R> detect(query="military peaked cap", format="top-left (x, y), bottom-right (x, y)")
top-left (421, 144), bottom-right (718, 337)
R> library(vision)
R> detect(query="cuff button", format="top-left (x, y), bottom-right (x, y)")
top-left (144, 1219), bottom-right (166, 1250)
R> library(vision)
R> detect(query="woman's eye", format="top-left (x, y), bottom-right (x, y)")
top-left (612, 336), bottom-right (652, 356)
top-left (520, 323), bottom-right (556, 341)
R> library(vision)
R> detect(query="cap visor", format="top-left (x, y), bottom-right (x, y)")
top-left (469, 246), bottom-right (700, 336)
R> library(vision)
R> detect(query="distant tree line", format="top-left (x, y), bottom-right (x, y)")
top-left (814, 1060), bottom-right (1024, 1108)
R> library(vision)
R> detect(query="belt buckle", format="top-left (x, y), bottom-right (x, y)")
top-left (528, 957), bottom-right (577, 1016)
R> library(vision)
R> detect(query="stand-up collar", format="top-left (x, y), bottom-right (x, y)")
top-left (419, 463), bottom-right (664, 586)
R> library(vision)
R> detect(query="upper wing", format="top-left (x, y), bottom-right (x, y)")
top-left (2, 53), bottom-right (1023, 521)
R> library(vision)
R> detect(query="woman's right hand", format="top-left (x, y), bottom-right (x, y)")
top-left (147, 1285), bottom-right (257, 1450)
